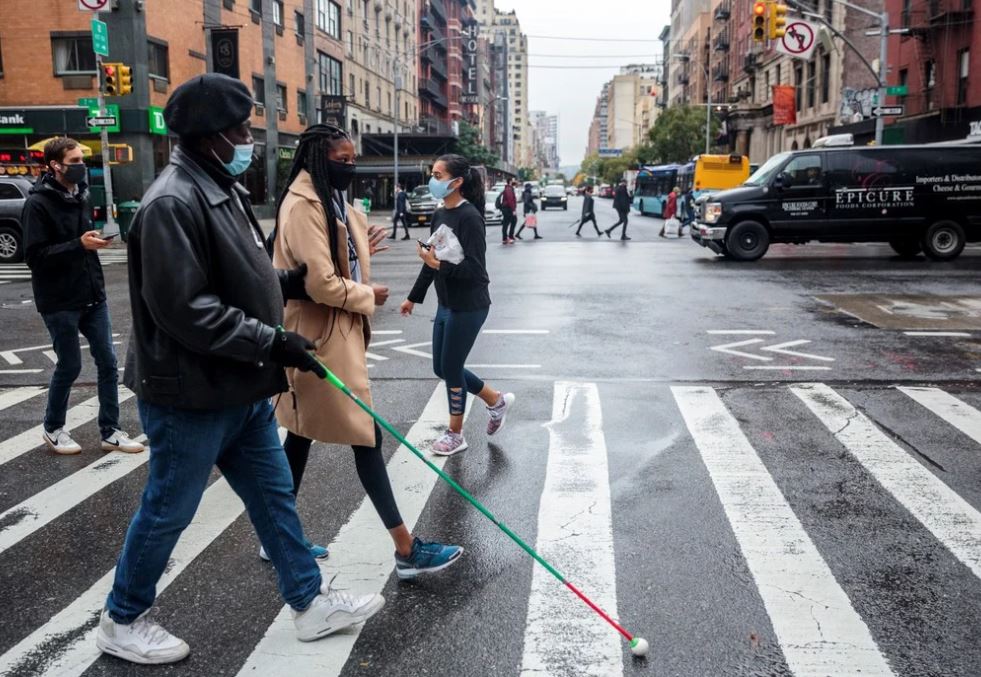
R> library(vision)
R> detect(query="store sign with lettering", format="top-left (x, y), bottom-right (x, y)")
top-left (461, 23), bottom-right (480, 105)
top-left (835, 186), bottom-right (915, 209)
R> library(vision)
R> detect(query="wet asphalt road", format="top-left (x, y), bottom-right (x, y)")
top-left (0, 195), bottom-right (980, 677)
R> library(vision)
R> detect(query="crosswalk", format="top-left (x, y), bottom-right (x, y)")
top-left (0, 379), bottom-right (980, 676)
top-left (0, 249), bottom-right (128, 285)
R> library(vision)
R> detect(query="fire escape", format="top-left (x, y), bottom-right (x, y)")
top-left (902, 0), bottom-right (974, 122)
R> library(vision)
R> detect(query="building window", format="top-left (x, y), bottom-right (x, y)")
top-left (276, 83), bottom-right (287, 112)
top-left (317, 0), bottom-right (341, 39)
top-left (0, 38), bottom-right (4, 78)
top-left (318, 51), bottom-right (342, 95)
top-left (376, 85), bottom-right (381, 111)
top-left (346, 30), bottom-right (354, 55)
top-left (295, 10), bottom-right (305, 35)
top-left (273, 0), bottom-right (284, 26)
top-left (349, 73), bottom-right (355, 97)
top-left (148, 40), bottom-right (169, 80)
top-left (51, 34), bottom-right (96, 74)
top-left (925, 59), bottom-right (936, 107)
top-left (252, 75), bottom-right (266, 105)
top-left (387, 91), bottom-right (392, 115)
top-left (957, 49), bottom-right (969, 105)
top-left (806, 60), bottom-right (815, 108)
top-left (794, 65), bottom-right (803, 110)
top-left (902, 0), bottom-right (912, 27)
top-left (821, 52), bottom-right (831, 103)
top-left (250, 0), bottom-right (261, 13)
top-left (898, 68), bottom-right (908, 105)
top-left (298, 90), bottom-right (308, 117)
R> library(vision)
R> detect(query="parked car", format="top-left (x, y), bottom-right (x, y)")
top-left (691, 143), bottom-right (981, 261)
top-left (541, 185), bottom-right (568, 210)
top-left (484, 190), bottom-right (504, 226)
top-left (598, 184), bottom-right (614, 198)
top-left (0, 176), bottom-right (33, 264)
top-left (406, 185), bottom-right (441, 228)
top-left (565, 186), bottom-right (578, 196)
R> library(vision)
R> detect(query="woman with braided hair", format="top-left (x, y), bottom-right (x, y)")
top-left (270, 124), bottom-right (463, 579)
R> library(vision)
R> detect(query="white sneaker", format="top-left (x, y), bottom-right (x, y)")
top-left (42, 428), bottom-right (82, 455)
top-left (293, 577), bottom-right (385, 642)
top-left (101, 429), bottom-right (145, 453)
top-left (95, 608), bottom-right (190, 665)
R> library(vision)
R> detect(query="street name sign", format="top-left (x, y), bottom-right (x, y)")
top-left (886, 85), bottom-right (908, 96)
top-left (87, 115), bottom-right (118, 127)
top-left (91, 18), bottom-right (109, 57)
top-left (872, 106), bottom-right (904, 117)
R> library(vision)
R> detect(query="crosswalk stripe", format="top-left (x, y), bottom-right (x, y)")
top-left (237, 386), bottom-right (469, 676)
top-left (0, 386), bottom-right (46, 412)
top-left (672, 386), bottom-right (894, 676)
top-left (793, 383), bottom-right (981, 581)
top-left (897, 386), bottom-right (981, 445)
top-left (0, 387), bottom-right (134, 467)
top-left (0, 436), bottom-right (148, 556)
top-left (520, 381), bottom-right (621, 676)
top-left (0, 477), bottom-right (245, 677)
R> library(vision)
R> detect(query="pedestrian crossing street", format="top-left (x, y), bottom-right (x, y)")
top-left (0, 249), bottom-right (128, 285)
top-left (0, 379), bottom-right (980, 676)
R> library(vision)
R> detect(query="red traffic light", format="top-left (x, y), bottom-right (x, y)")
top-left (753, 1), bottom-right (766, 14)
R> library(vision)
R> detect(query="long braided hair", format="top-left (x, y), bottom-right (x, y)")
top-left (273, 123), bottom-right (352, 272)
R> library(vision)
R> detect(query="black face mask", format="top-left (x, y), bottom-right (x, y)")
top-left (327, 160), bottom-right (356, 191)
top-left (60, 163), bottom-right (87, 186)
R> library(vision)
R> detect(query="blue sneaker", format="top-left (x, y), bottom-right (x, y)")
top-left (259, 540), bottom-right (329, 562)
top-left (395, 537), bottom-right (464, 580)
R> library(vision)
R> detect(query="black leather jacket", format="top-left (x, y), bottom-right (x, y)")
top-left (123, 147), bottom-right (287, 409)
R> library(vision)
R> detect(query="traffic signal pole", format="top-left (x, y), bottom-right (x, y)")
top-left (94, 12), bottom-right (117, 233)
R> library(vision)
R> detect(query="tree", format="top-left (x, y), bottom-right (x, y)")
top-left (646, 105), bottom-right (719, 164)
top-left (450, 120), bottom-right (499, 167)
top-left (517, 167), bottom-right (537, 182)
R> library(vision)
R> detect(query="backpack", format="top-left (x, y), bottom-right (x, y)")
top-left (495, 191), bottom-right (505, 210)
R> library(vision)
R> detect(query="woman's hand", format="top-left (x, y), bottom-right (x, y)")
top-left (367, 225), bottom-right (390, 256)
top-left (417, 243), bottom-right (440, 270)
top-left (400, 300), bottom-right (415, 316)
top-left (371, 283), bottom-right (390, 306)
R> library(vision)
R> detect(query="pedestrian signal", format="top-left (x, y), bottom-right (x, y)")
top-left (768, 2), bottom-right (788, 40)
top-left (102, 62), bottom-right (120, 96)
top-left (752, 2), bottom-right (767, 43)
top-left (117, 64), bottom-right (133, 96)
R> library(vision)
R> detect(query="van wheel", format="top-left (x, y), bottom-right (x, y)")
top-left (726, 221), bottom-right (769, 261)
top-left (922, 221), bottom-right (965, 261)
top-left (888, 238), bottom-right (922, 258)
top-left (0, 226), bottom-right (23, 264)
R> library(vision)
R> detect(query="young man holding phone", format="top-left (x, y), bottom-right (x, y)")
top-left (22, 137), bottom-right (144, 455)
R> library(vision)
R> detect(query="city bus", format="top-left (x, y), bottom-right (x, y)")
top-left (632, 164), bottom-right (681, 216)
top-left (677, 154), bottom-right (751, 201)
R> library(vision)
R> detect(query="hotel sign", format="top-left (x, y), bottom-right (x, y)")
top-left (461, 23), bottom-right (480, 105)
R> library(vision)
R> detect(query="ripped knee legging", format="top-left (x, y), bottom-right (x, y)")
top-left (432, 304), bottom-right (489, 415)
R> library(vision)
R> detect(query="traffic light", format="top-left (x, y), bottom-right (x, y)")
top-left (768, 2), bottom-right (788, 40)
top-left (752, 2), bottom-right (767, 43)
top-left (117, 64), bottom-right (133, 96)
top-left (102, 62), bottom-right (120, 96)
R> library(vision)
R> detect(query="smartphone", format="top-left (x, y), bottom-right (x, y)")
top-left (99, 233), bottom-right (118, 241)
top-left (417, 239), bottom-right (432, 250)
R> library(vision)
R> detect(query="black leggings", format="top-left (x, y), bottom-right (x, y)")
top-left (283, 426), bottom-right (404, 530)
top-left (607, 209), bottom-right (629, 236)
top-left (577, 214), bottom-right (600, 235)
top-left (391, 211), bottom-right (409, 238)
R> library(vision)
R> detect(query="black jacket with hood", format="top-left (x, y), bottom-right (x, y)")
top-left (22, 173), bottom-right (106, 314)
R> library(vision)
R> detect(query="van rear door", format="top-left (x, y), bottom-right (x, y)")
top-left (768, 154), bottom-right (827, 238)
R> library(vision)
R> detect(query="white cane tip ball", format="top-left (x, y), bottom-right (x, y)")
top-left (629, 637), bottom-right (649, 657)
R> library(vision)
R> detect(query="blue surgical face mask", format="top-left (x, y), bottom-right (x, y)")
top-left (213, 132), bottom-right (254, 176)
top-left (428, 175), bottom-right (458, 200)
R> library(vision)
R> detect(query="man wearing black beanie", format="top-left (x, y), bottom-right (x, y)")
top-left (97, 74), bottom-right (384, 665)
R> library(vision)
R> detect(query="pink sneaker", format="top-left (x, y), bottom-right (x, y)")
top-left (432, 430), bottom-right (468, 456)
top-left (486, 392), bottom-right (515, 436)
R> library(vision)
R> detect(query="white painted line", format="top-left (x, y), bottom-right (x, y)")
top-left (237, 387), bottom-right (472, 676)
top-left (760, 339), bottom-right (835, 362)
top-left (520, 382), bottom-right (621, 676)
top-left (903, 331), bottom-right (972, 337)
top-left (744, 365), bottom-right (833, 371)
top-left (793, 384), bottom-right (981, 581)
top-left (0, 387), bottom-right (134, 467)
top-left (709, 338), bottom-right (772, 361)
top-left (367, 339), bottom-right (405, 348)
top-left (42, 350), bottom-right (58, 364)
top-left (364, 352), bottom-right (388, 362)
top-left (0, 477), bottom-right (246, 677)
top-left (706, 330), bottom-right (777, 335)
top-left (467, 363), bottom-right (542, 369)
top-left (370, 330), bottom-right (403, 335)
top-left (0, 386), bottom-right (46, 412)
top-left (672, 386), bottom-right (894, 676)
top-left (0, 369), bottom-right (44, 374)
top-left (897, 387), bottom-right (981, 446)
top-left (0, 436), bottom-right (149, 555)
top-left (482, 329), bottom-right (550, 335)
top-left (390, 341), bottom-right (433, 359)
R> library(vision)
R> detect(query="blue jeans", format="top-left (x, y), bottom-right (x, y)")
top-left (106, 399), bottom-right (322, 622)
top-left (432, 305), bottom-right (489, 416)
top-left (41, 300), bottom-right (118, 438)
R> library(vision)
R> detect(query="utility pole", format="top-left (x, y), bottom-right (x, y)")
top-left (875, 10), bottom-right (889, 146)
top-left (706, 27), bottom-right (712, 156)
top-left (393, 59), bottom-right (401, 202)
top-left (94, 12), bottom-right (117, 233)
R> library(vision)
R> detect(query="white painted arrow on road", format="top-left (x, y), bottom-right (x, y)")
top-left (709, 337), bottom-right (834, 363)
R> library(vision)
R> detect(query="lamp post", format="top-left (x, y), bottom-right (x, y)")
top-left (672, 53), bottom-right (712, 154)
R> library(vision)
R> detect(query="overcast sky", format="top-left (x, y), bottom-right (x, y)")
top-left (494, 0), bottom-right (672, 169)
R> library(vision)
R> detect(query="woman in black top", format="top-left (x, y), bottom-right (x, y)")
top-left (400, 154), bottom-right (515, 456)
top-left (515, 182), bottom-right (542, 240)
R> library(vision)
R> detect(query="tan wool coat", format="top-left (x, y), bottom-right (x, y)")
top-left (273, 170), bottom-right (377, 447)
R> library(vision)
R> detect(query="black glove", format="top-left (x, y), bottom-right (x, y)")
top-left (277, 264), bottom-right (311, 302)
top-left (269, 328), bottom-right (326, 377)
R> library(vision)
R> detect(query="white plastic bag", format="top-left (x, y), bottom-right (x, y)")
top-left (427, 224), bottom-right (465, 264)
top-left (664, 217), bottom-right (681, 237)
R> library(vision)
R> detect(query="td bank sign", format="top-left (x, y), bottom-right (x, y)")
top-left (0, 113), bottom-right (27, 126)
